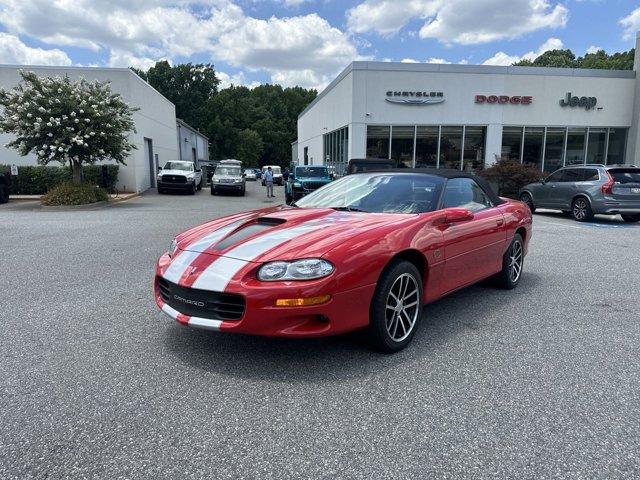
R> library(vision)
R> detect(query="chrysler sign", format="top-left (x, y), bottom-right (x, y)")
top-left (475, 95), bottom-right (533, 105)
top-left (386, 90), bottom-right (445, 105)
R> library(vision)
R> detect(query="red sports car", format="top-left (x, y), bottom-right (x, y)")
top-left (155, 170), bottom-right (532, 352)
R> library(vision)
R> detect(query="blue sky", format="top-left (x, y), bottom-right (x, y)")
top-left (0, 0), bottom-right (638, 91)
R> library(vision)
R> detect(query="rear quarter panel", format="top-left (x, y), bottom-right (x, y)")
top-left (499, 199), bottom-right (533, 254)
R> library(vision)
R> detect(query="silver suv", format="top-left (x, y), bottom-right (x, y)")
top-left (519, 164), bottom-right (640, 223)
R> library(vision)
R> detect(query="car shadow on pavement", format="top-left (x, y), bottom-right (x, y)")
top-left (162, 272), bottom-right (543, 383)
top-left (535, 210), bottom-right (631, 225)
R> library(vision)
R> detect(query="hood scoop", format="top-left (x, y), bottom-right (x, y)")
top-left (211, 217), bottom-right (286, 251)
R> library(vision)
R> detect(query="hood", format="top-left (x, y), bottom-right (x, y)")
top-left (160, 169), bottom-right (194, 176)
top-left (175, 207), bottom-right (414, 262)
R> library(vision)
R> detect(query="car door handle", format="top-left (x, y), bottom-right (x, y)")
top-left (496, 218), bottom-right (504, 226)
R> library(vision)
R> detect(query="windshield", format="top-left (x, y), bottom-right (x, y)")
top-left (163, 162), bottom-right (193, 171)
top-left (294, 173), bottom-right (444, 214)
top-left (215, 166), bottom-right (241, 176)
top-left (264, 166), bottom-right (282, 174)
top-left (244, 169), bottom-right (254, 174)
top-left (609, 169), bottom-right (640, 184)
top-left (295, 167), bottom-right (328, 177)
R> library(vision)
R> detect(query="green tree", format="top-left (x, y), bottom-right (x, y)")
top-left (514, 48), bottom-right (635, 70)
top-left (133, 61), bottom-right (219, 129)
top-left (236, 129), bottom-right (264, 166)
top-left (0, 71), bottom-right (137, 183)
top-left (514, 49), bottom-right (578, 68)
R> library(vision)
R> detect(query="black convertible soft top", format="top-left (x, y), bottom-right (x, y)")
top-left (362, 168), bottom-right (505, 206)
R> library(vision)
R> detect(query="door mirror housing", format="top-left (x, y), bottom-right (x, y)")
top-left (157, 166), bottom-right (162, 172)
top-left (444, 208), bottom-right (474, 223)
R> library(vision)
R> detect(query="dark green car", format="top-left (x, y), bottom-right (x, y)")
top-left (285, 166), bottom-right (333, 205)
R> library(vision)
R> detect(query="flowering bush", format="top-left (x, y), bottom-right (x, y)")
top-left (478, 158), bottom-right (547, 198)
top-left (0, 70), bottom-right (137, 183)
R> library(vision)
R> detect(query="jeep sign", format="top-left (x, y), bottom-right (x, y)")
top-left (475, 95), bottom-right (533, 105)
top-left (559, 92), bottom-right (597, 110)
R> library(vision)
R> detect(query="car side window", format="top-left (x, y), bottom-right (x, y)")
top-left (442, 178), bottom-right (494, 212)
top-left (582, 169), bottom-right (599, 181)
top-left (545, 171), bottom-right (564, 183)
top-left (560, 169), bottom-right (582, 183)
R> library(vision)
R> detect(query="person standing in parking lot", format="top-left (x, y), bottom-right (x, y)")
top-left (264, 166), bottom-right (274, 198)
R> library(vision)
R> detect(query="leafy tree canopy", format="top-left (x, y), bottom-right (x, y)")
top-left (514, 48), bottom-right (634, 70)
top-left (132, 61), bottom-right (219, 130)
top-left (0, 70), bottom-right (138, 183)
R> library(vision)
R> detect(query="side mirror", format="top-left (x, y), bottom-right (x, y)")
top-left (540, 178), bottom-right (546, 184)
top-left (196, 168), bottom-right (202, 172)
top-left (444, 208), bottom-right (474, 224)
top-left (157, 166), bottom-right (162, 172)
top-left (242, 173), bottom-right (246, 177)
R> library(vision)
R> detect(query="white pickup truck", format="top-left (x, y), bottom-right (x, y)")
top-left (157, 161), bottom-right (203, 195)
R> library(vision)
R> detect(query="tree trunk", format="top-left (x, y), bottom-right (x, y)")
top-left (72, 161), bottom-right (83, 184)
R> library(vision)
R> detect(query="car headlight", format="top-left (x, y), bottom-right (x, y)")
top-left (257, 259), bottom-right (334, 281)
top-left (234, 178), bottom-right (242, 183)
top-left (212, 178), bottom-right (220, 183)
top-left (293, 182), bottom-right (302, 188)
top-left (168, 238), bottom-right (177, 258)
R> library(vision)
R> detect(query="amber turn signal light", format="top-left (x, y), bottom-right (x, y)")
top-left (275, 295), bottom-right (331, 307)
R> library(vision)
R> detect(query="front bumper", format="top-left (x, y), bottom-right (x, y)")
top-left (158, 180), bottom-right (195, 191)
top-left (154, 253), bottom-right (374, 337)
top-left (212, 182), bottom-right (244, 191)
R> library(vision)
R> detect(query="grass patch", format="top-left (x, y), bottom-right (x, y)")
top-left (41, 181), bottom-right (109, 206)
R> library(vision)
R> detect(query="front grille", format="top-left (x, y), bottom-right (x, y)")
top-left (162, 175), bottom-right (187, 184)
top-left (157, 277), bottom-right (245, 321)
top-left (303, 181), bottom-right (326, 191)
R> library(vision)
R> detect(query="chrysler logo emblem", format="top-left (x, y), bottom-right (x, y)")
top-left (385, 90), bottom-right (444, 105)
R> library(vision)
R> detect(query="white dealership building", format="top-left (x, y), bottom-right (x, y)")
top-left (0, 65), bottom-right (206, 193)
top-left (296, 34), bottom-right (640, 175)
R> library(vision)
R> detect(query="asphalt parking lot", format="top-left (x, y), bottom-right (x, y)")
top-left (2, 180), bottom-right (639, 479)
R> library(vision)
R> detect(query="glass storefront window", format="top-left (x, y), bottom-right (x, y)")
top-left (366, 126), bottom-right (390, 159)
top-left (544, 128), bottom-right (565, 173)
top-left (607, 128), bottom-right (627, 165)
top-left (566, 128), bottom-right (586, 165)
top-left (522, 127), bottom-right (544, 170)
top-left (586, 128), bottom-right (607, 164)
top-left (323, 126), bottom-right (348, 172)
top-left (501, 127), bottom-right (523, 161)
top-left (440, 126), bottom-right (463, 169)
top-left (462, 126), bottom-right (486, 171)
top-left (415, 126), bottom-right (439, 168)
top-left (391, 126), bottom-right (415, 168)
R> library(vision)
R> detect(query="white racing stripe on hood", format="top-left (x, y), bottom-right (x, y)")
top-left (191, 221), bottom-right (327, 292)
top-left (186, 220), bottom-right (246, 253)
top-left (162, 250), bottom-right (201, 284)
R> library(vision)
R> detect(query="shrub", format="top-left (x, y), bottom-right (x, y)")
top-left (41, 181), bottom-right (108, 206)
top-left (478, 158), bottom-right (546, 198)
top-left (1, 164), bottom-right (119, 195)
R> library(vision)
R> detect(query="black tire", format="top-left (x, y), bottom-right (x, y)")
top-left (189, 183), bottom-right (196, 195)
top-left (157, 188), bottom-right (164, 194)
top-left (495, 233), bottom-right (524, 289)
top-left (519, 192), bottom-right (535, 213)
top-left (571, 197), bottom-right (593, 222)
top-left (210, 187), bottom-right (216, 196)
top-left (0, 184), bottom-right (8, 204)
top-left (621, 214), bottom-right (640, 223)
top-left (367, 260), bottom-right (423, 353)
top-left (285, 192), bottom-right (292, 205)
top-left (197, 178), bottom-right (203, 191)
top-left (240, 187), bottom-right (245, 197)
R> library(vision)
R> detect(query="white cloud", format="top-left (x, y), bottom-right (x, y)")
top-left (483, 37), bottom-right (563, 66)
top-left (585, 45), bottom-right (601, 54)
top-left (347, 0), bottom-right (437, 37)
top-left (0, 32), bottom-right (72, 65)
top-left (347, 0), bottom-right (568, 44)
top-left (401, 58), bottom-right (419, 63)
top-left (620, 6), bottom-right (640, 40)
top-left (427, 57), bottom-right (451, 64)
top-left (213, 13), bottom-right (366, 89)
top-left (0, 1), bottom-right (364, 90)
top-left (217, 70), bottom-right (261, 89)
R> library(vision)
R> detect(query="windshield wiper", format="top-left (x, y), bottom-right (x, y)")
top-left (331, 206), bottom-right (370, 213)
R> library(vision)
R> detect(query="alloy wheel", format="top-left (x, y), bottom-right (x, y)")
top-left (509, 239), bottom-right (523, 283)
top-left (385, 273), bottom-right (420, 342)
top-left (521, 193), bottom-right (533, 211)
top-left (573, 199), bottom-right (588, 220)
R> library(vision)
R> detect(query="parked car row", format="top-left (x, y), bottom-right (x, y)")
top-left (519, 164), bottom-right (640, 223)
